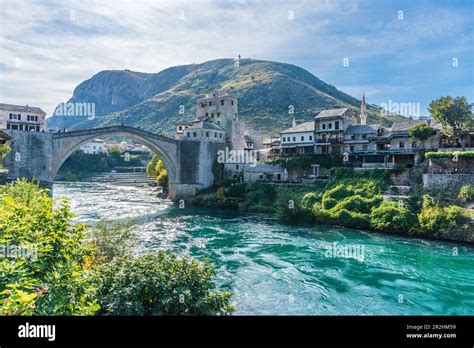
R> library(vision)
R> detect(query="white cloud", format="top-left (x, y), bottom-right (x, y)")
top-left (0, 0), bottom-right (472, 116)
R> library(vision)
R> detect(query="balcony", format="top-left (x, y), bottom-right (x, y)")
top-left (315, 138), bottom-right (343, 144)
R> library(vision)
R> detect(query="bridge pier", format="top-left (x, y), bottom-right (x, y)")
top-left (168, 183), bottom-right (203, 201)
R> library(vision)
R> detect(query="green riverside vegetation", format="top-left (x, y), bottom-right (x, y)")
top-left (0, 180), bottom-right (233, 315)
top-left (195, 169), bottom-right (472, 241)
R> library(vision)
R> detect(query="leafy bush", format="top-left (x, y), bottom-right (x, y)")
top-left (92, 252), bottom-right (234, 315)
top-left (327, 209), bottom-right (372, 229)
top-left (275, 188), bottom-right (313, 223)
top-left (225, 183), bottom-right (248, 198)
top-left (370, 201), bottom-right (417, 233)
top-left (0, 180), bottom-right (98, 315)
top-left (90, 220), bottom-right (138, 263)
top-left (332, 195), bottom-right (383, 214)
top-left (459, 184), bottom-right (474, 202)
top-left (216, 186), bottom-right (227, 205)
top-left (417, 205), bottom-right (469, 236)
top-left (0, 143), bottom-right (10, 169)
top-left (425, 151), bottom-right (474, 159)
top-left (239, 183), bottom-right (276, 212)
top-left (322, 197), bottom-right (338, 210)
top-left (301, 192), bottom-right (320, 209)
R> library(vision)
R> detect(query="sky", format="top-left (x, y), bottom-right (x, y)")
top-left (0, 0), bottom-right (473, 117)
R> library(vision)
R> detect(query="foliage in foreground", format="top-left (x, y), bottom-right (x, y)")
top-left (93, 252), bottom-right (234, 316)
top-left (0, 180), bottom-right (98, 315)
top-left (0, 180), bottom-right (233, 316)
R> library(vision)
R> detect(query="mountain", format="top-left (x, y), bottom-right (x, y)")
top-left (46, 58), bottom-right (405, 135)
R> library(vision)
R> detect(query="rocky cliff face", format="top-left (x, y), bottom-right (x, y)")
top-left (46, 58), bottom-right (405, 134)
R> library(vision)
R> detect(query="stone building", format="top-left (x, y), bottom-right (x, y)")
top-left (175, 91), bottom-right (244, 147)
top-left (0, 103), bottom-right (46, 132)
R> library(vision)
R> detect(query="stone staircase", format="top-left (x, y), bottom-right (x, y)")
top-left (87, 172), bottom-right (156, 186)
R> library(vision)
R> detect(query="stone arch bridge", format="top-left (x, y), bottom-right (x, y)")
top-left (2, 125), bottom-right (223, 200)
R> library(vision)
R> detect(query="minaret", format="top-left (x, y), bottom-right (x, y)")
top-left (360, 93), bottom-right (367, 125)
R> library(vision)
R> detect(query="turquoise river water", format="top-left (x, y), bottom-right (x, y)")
top-left (54, 182), bottom-right (474, 315)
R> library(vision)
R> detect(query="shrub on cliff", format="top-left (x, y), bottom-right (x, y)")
top-left (459, 184), bottom-right (474, 202)
top-left (327, 209), bottom-right (372, 230)
top-left (417, 205), bottom-right (469, 236)
top-left (275, 189), bottom-right (313, 223)
top-left (301, 192), bottom-right (321, 209)
top-left (239, 183), bottom-right (276, 212)
top-left (370, 201), bottom-right (418, 233)
top-left (332, 195), bottom-right (383, 214)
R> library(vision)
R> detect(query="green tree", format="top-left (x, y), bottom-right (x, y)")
top-left (0, 143), bottom-right (10, 169)
top-left (0, 180), bottom-right (98, 315)
top-left (92, 252), bottom-right (234, 315)
top-left (146, 155), bottom-right (159, 178)
top-left (370, 201), bottom-right (417, 233)
top-left (146, 155), bottom-right (168, 187)
top-left (459, 184), bottom-right (474, 202)
top-left (408, 123), bottom-right (436, 149)
top-left (428, 96), bottom-right (473, 151)
top-left (155, 159), bottom-right (168, 187)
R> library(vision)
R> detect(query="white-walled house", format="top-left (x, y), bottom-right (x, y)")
top-left (80, 139), bottom-right (106, 154)
top-left (280, 121), bottom-right (315, 156)
top-left (0, 103), bottom-right (46, 132)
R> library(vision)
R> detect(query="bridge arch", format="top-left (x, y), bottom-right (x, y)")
top-left (51, 126), bottom-right (178, 185)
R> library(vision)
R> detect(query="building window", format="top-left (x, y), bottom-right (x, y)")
top-left (236, 165), bottom-right (239, 170)
top-left (322, 124), bottom-right (326, 130)
top-left (209, 101), bottom-right (212, 106)
top-left (217, 113), bottom-right (220, 117)
top-left (328, 123), bottom-right (332, 129)
top-left (193, 132), bottom-right (197, 137)
top-left (187, 132), bottom-right (190, 137)
top-left (206, 131), bottom-right (209, 137)
top-left (399, 142), bottom-right (405, 148)
top-left (201, 103), bottom-right (205, 108)
top-left (220, 133), bottom-right (222, 138)
top-left (206, 112), bottom-right (208, 117)
top-left (211, 113), bottom-right (214, 118)
top-left (220, 100), bottom-right (224, 105)
top-left (350, 146), bottom-right (355, 152)
top-left (309, 135), bottom-right (313, 141)
top-left (215, 132), bottom-right (217, 138)
top-left (293, 136), bottom-right (296, 141)
top-left (231, 100), bottom-right (234, 105)
top-left (178, 126), bottom-right (183, 131)
top-left (335, 121), bottom-right (339, 130)
top-left (301, 136), bottom-right (304, 141)
top-left (351, 135), bottom-right (355, 140)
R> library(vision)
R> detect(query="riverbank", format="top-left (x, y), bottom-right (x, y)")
top-left (189, 173), bottom-right (474, 244)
